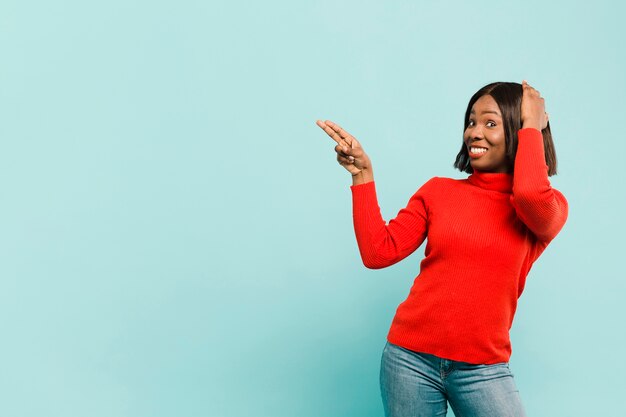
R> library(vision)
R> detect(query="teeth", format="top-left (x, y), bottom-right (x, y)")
top-left (470, 147), bottom-right (487, 154)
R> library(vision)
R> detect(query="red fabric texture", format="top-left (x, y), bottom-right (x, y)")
top-left (349, 128), bottom-right (568, 364)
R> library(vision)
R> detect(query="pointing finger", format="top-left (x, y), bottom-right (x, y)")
top-left (324, 120), bottom-right (355, 146)
top-left (317, 120), bottom-right (343, 144)
top-left (335, 143), bottom-right (352, 157)
top-left (317, 119), bottom-right (351, 150)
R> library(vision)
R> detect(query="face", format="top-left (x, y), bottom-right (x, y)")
top-left (463, 95), bottom-right (510, 173)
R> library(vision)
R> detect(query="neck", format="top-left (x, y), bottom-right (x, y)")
top-left (467, 168), bottom-right (513, 193)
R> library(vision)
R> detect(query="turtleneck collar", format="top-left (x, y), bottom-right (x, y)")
top-left (467, 169), bottom-right (513, 193)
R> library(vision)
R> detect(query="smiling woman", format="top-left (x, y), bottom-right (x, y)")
top-left (316, 80), bottom-right (568, 417)
top-left (455, 80), bottom-right (557, 176)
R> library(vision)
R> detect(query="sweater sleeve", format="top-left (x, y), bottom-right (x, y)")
top-left (349, 179), bottom-right (431, 269)
top-left (510, 128), bottom-right (569, 243)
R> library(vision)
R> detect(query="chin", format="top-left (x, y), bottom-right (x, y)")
top-left (470, 160), bottom-right (506, 172)
top-left (470, 162), bottom-right (488, 171)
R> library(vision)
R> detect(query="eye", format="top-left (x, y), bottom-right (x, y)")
top-left (487, 121), bottom-right (496, 127)
top-left (467, 120), bottom-right (474, 127)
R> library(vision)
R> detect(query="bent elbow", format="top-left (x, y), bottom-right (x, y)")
top-left (533, 222), bottom-right (565, 243)
top-left (360, 253), bottom-right (396, 270)
top-left (361, 258), bottom-right (387, 270)
top-left (535, 209), bottom-right (569, 242)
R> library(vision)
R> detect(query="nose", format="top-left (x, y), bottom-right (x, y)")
top-left (465, 124), bottom-right (484, 142)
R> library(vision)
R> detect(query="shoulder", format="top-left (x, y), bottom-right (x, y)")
top-left (413, 176), bottom-right (463, 196)
top-left (418, 176), bottom-right (464, 190)
top-left (551, 187), bottom-right (569, 219)
top-left (552, 187), bottom-right (568, 203)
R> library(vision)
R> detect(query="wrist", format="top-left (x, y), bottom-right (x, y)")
top-left (352, 167), bottom-right (374, 185)
top-left (521, 120), bottom-right (542, 131)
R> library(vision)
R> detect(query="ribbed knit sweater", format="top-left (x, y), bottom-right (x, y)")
top-left (349, 127), bottom-right (568, 364)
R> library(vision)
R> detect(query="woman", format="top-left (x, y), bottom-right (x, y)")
top-left (315, 80), bottom-right (568, 417)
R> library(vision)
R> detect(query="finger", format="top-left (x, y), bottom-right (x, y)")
top-left (335, 145), bottom-right (350, 156)
top-left (337, 155), bottom-right (356, 169)
top-left (526, 88), bottom-right (541, 97)
top-left (528, 81), bottom-right (541, 96)
top-left (337, 153), bottom-right (355, 164)
top-left (325, 120), bottom-right (355, 147)
top-left (335, 144), bottom-right (351, 157)
top-left (320, 120), bottom-right (351, 150)
top-left (523, 84), bottom-right (538, 94)
top-left (335, 142), bottom-right (362, 160)
top-left (317, 120), bottom-right (339, 144)
top-left (318, 120), bottom-right (351, 150)
top-left (317, 120), bottom-right (341, 144)
top-left (522, 80), bottom-right (539, 94)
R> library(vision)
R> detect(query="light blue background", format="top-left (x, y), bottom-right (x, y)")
top-left (1, 1), bottom-right (624, 416)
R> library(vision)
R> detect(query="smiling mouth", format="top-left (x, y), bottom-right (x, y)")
top-left (469, 146), bottom-right (488, 156)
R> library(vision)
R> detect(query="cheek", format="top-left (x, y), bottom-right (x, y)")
top-left (493, 134), bottom-right (506, 150)
top-left (492, 146), bottom-right (508, 162)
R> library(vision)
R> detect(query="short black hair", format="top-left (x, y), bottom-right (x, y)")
top-left (453, 81), bottom-right (558, 176)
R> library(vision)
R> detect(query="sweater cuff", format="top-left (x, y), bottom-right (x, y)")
top-left (350, 180), bottom-right (375, 192)
top-left (518, 127), bottom-right (543, 140)
top-left (350, 180), bottom-right (378, 222)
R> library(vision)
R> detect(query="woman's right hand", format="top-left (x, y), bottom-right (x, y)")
top-left (316, 119), bottom-right (372, 176)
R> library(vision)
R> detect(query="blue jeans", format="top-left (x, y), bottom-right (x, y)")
top-left (380, 341), bottom-right (527, 417)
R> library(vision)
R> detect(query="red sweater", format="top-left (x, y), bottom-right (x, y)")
top-left (349, 128), bottom-right (568, 364)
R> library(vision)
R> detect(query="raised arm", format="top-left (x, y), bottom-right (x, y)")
top-left (350, 179), bottom-right (432, 269)
top-left (315, 119), bottom-right (432, 268)
top-left (510, 81), bottom-right (568, 243)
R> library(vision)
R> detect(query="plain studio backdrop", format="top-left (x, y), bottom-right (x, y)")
top-left (1, 1), bottom-right (624, 416)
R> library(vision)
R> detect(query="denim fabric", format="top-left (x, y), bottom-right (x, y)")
top-left (380, 341), bottom-right (527, 417)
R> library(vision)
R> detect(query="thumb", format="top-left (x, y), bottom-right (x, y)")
top-left (343, 146), bottom-right (358, 157)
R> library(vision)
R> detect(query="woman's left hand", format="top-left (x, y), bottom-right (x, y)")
top-left (521, 80), bottom-right (549, 130)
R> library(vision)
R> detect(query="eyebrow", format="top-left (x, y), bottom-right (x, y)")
top-left (470, 109), bottom-right (501, 116)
